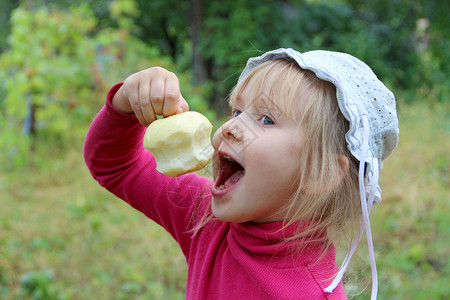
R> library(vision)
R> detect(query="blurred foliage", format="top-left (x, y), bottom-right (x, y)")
top-left (0, 5), bottom-right (97, 168)
top-left (100, 0), bottom-right (449, 106)
top-left (0, 0), bottom-right (448, 299)
top-left (0, 0), bottom-right (20, 52)
top-left (0, 1), bottom-right (212, 170)
top-left (19, 268), bottom-right (68, 300)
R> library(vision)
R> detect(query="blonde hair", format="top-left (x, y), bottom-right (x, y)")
top-left (193, 59), bottom-right (361, 253)
top-left (231, 59), bottom-right (360, 248)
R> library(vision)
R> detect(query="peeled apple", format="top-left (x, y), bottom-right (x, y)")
top-left (143, 111), bottom-right (214, 177)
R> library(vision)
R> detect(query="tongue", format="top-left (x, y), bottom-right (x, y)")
top-left (224, 170), bottom-right (244, 189)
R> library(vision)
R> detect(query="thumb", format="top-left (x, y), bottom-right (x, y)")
top-left (176, 95), bottom-right (189, 114)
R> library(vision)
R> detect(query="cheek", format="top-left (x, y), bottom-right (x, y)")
top-left (211, 127), bottom-right (223, 150)
top-left (273, 139), bottom-right (303, 188)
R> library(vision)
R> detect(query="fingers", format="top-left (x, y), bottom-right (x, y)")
top-left (161, 74), bottom-right (181, 117)
top-left (121, 67), bottom-right (188, 127)
top-left (177, 95), bottom-right (189, 114)
top-left (139, 80), bottom-right (156, 125)
top-left (122, 76), bottom-right (149, 126)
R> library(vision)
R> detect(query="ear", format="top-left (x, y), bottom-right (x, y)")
top-left (337, 154), bottom-right (350, 182)
top-left (305, 154), bottom-right (350, 195)
top-left (325, 155), bottom-right (350, 192)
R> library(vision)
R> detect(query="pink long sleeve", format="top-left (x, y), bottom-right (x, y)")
top-left (83, 83), bottom-right (211, 256)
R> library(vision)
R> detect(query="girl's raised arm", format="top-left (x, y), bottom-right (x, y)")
top-left (112, 67), bottom-right (189, 126)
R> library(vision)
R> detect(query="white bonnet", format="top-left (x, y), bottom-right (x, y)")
top-left (239, 48), bottom-right (399, 191)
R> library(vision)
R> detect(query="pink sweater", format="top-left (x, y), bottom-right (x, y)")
top-left (83, 83), bottom-right (347, 299)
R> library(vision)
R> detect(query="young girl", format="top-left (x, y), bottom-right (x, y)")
top-left (84, 48), bottom-right (399, 299)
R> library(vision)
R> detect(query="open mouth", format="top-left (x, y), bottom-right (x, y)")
top-left (214, 153), bottom-right (245, 191)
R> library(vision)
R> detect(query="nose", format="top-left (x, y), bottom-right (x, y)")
top-left (212, 117), bottom-right (244, 150)
top-left (221, 117), bottom-right (244, 141)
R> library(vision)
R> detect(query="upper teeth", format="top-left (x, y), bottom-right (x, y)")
top-left (222, 154), bottom-right (233, 161)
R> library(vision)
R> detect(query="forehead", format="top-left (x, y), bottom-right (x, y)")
top-left (230, 59), bottom-right (313, 119)
top-left (234, 89), bottom-right (284, 118)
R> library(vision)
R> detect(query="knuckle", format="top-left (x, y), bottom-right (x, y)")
top-left (140, 99), bottom-right (150, 107)
top-left (165, 90), bottom-right (179, 101)
top-left (168, 71), bottom-right (179, 81)
top-left (133, 102), bottom-right (142, 112)
top-left (125, 73), bottom-right (138, 85)
top-left (151, 95), bottom-right (164, 104)
top-left (150, 66), bottom-right (165, 75)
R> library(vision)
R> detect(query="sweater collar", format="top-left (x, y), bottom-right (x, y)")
top-left (228, 221), bottom-right (328, 262)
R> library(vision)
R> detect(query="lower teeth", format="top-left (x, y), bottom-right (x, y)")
top-left (218, 184), bottom-right (225, 190)
top-left (231, 175), bottom-right (240, 184)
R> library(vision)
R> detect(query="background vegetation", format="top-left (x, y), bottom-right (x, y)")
top-left (0, 0), bottom-right (448, 299)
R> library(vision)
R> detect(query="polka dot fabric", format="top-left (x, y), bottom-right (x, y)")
top-left (239, 48), bottom-right (400, 203)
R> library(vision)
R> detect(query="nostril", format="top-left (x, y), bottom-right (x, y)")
top-left (220, 119), bottom-right (233, 137)
top-left (221, 119), bottom-right (244, 142)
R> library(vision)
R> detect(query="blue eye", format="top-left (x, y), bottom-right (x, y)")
top-left (232, 110), bottom-right (242, 118)
top-left (261, 116), bottom-right (274, 125)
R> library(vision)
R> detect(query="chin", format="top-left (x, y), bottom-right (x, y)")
top-left (211, 203), bottom-right (228, 222)
top-left (211, 204), bottom-right (244, 223)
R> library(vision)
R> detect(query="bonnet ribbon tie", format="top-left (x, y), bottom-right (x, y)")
top-left (325, 115), bottom-right (379, 300)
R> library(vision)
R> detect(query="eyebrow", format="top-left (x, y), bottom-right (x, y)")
top-left (251, 94), bottom-right (283, 117)
top-left (231, 94), bottom-right (243, 106)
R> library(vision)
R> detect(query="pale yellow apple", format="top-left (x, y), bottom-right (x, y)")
top-left (143, 111), bottom-right (214, 177)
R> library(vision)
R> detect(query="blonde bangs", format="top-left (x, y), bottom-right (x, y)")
top-left (228, 59), bottom-right (311, 120)
top-left (229, 58), bottom-right (361, 251)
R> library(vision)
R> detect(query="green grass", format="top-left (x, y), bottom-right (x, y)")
top-left (0, 100), bottom-right (448, 299)
top-left (0, 149), bottom-right (187, 299)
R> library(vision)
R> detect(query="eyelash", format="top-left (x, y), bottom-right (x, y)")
top-left (232, 109), bottom-right (275, 126)
top-left (261, 115), bottom-right (275, 125)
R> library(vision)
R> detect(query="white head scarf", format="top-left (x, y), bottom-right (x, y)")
top-left (239, 48), bottom-right (400, 299)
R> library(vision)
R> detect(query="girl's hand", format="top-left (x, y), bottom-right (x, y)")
top-left (112, 67), bottom-right (189, 126)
